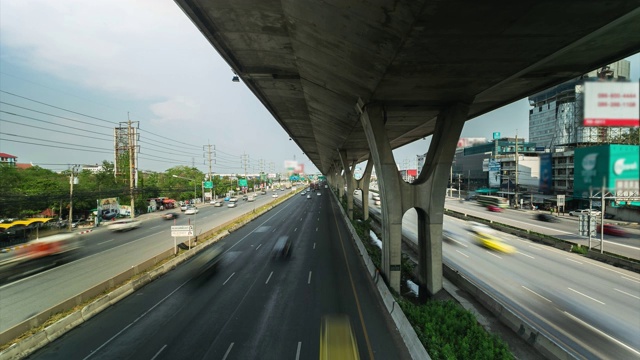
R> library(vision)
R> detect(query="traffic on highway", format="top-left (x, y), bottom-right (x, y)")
top-left (25, 187), bottom-right (409, 359)
top-left (358, 192), bottom-right (640, 359)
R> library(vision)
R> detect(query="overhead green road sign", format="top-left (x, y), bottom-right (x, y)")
top-left (239, 179), bottom-right (248, 187)
top-left (204, 181), bottom-right (213, 189)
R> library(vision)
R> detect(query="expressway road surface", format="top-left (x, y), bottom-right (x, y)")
top-left (444, 199), bottom-right (640, 258)
top-left (361, 195), bottom-right (640, 359)
top-left (0, 191), bottom-right (288, 334)
top-left (28, 190), bottom-right (410, 360)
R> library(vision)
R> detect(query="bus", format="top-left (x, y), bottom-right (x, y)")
top-left (477, 195), bottom-right (508, 208)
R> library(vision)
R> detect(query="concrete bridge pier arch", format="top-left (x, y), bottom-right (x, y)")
top-left (358, 102), bottom-right (404, 292)
top-left (410, 103), bottom-right (469, 300)
top-left (355, 156), bottom-right (374, 221)
top-left (339, 150), bottom-right (358, 221)
top-left (358, 100), bottom-right (469, 297)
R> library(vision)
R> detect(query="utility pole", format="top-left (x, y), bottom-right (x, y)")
top-left (204, 143), bottom-right (215, 200)
top-left (68, 165), bottom-right (79, 230)
top-left (127, 115), bottom-right (137, 219)
top-left (514, 133), bottom-right (519, 208)
top-left (450, 165), bottom-right (453, 197)
top-left (457, 174), bottom-right (461, 199)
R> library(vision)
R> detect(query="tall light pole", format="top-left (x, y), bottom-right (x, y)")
top-left (173, 175), bottom-right (197, 203)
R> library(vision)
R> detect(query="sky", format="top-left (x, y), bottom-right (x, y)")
top-left (1, 1), bottom-right (638, 174)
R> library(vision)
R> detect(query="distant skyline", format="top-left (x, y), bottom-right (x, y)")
top-left (1, 1), bottom-right (638, 174)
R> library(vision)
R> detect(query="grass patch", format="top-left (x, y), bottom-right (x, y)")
top-left (399, 299), bottom-right (514, 360)
top-left (571, 244), bottom-right (588, 255)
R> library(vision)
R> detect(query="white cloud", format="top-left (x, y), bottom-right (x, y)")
top-left (149, 96), bottom-right (199, 124)
top-left (0, 0), bottom-right (222, 101)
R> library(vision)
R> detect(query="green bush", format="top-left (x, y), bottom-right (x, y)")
top-left (399, 299), bottom-right (513, 360)
top-left (572, 244), bottom-right (588, 255)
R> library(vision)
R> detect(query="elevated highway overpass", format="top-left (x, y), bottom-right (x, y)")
top-left (175, 0), bottom-right (640, 296)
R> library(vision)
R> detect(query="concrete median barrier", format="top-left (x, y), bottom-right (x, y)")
top-left (0, 330), bottom-right (48, 360)
top-left (108, 283), bottom-right (134, 305)
top-left (81, 295), bottom-right (111, 322)
top-left (44, 311), bottom-right (84, 343)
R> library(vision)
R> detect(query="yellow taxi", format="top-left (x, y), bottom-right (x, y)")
top-left (319, 315), bottom-right (360, 360)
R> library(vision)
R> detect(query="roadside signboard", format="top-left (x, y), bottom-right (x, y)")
top-left (204, 181), bottom-right (213, 189)
top-left (557, 195), bottom-right (565, 207)
top-left (171, 225), bottom-right (193, 237)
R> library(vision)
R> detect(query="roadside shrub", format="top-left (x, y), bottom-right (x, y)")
top-left (399, 299), bottom-right (513, 360)
top-left (572, 244), bottom-right (588, 255)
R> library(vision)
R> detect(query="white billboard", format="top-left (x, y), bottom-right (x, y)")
top-left (584, 82), bottom-right (639, 127)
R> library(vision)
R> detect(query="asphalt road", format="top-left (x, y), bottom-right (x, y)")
top-left (362, 195), bottom-right (640, 359)
top-left (444, 199), bottom-right (640, 258)
top-left (0, 191), bottom-right (289, 334)
top-left (27, 190), bottom-right (410, 360)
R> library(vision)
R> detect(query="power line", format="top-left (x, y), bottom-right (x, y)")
top-left (0, 113), bottom-right (113, 138)
top-left (0, 132), bottom-right (112, 151)
top-left (0, 91), bottom-right (118, 125)
top-left (137, 139), bottom-right (202, 157)
top-left (138, 127), bottom-right (201, 150)
top-left (0, 138), bottom-right (113, 154)
top-left (0, 118), bottom-right (112, 143)
top-left (0, 103), bottom-right (114, 130)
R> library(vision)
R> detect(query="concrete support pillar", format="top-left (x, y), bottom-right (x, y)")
top-left (411, 103), bottom-right (469, 300)
top-left (359, 103), bottom-right (403, 292)
top-left (339, 150), bottom-right (357, 220)
top-left (358, 156), bottom-right (374, 221)
top-left (337, 166), bottom-right (345, 200)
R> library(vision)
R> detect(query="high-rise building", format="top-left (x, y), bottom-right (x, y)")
top-left (528, 59), bottom-right (632, 149)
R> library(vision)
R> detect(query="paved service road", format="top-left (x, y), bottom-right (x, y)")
top-left (29, 191), bottom-right (411, 360)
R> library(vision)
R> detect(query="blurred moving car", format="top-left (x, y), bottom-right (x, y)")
top-left (535, 213), bottom-right (558, 222)
top-left (597, 224), bottom-right (628, 237)
top-left (468, 223), bottom-right (515, 254)
top-left (71, 219), bottom-right (89, 228)
top-left (108, 219), bottom-right (141, 232)
top-left (227, 202), bottom-right (237, 208)
top-left (163, 212), bottom-right (179, 220)
top-left (272, 193), bottom-right (279, 198)
top-left (212, 201), bottom-right (223, 207)
top-left (319, 315), bottom-right (360, 360)
top-left (307, 194), bottom-right (312, 199)
top-left (191, 243), bottom-right (225, 278)
top-left (101, 210), bottom-right (118, 221)
top-left (0, 233), bottom-right (84, 284)
top-left (185, 206), bottom-right (199, 215)
top-left (229, 197), bottom-right (239, 203)
top-left (316, 192), bottom-right (321, 196)
top-left (487, 205), bottom-right (503, 212)
top-left (180, 204), bottom-right (189, 211)
top-left (569, 209), bottom-right (601, 216)
top-left (247, 196), bottom-right (256, 202)
top-left (242, 195), bottom-right (248, 201)
top-left (272, 236), bottom-right (292, 258)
